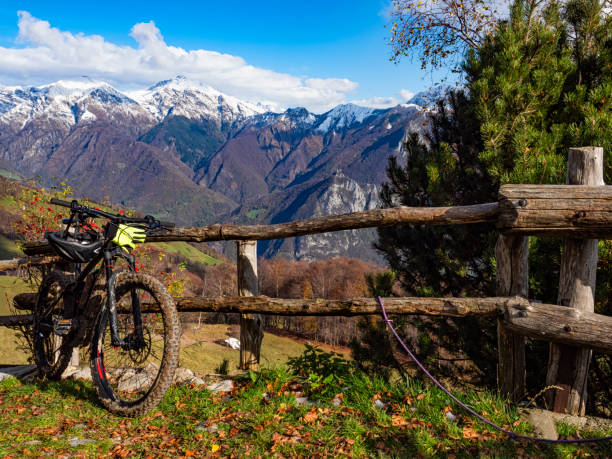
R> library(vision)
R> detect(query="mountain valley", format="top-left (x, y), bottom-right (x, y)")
top-left (0, 76), bottom-right (428, 260)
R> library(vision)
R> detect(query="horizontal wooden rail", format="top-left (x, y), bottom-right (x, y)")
top-left (17, 184), bottom-right (612, 258)
top-left (0, 314), bottom-right (32, 327)
top-left (0, 256), bottom-right (60, 272)
top-left (498, 184), bottom-right (612, 237)
top-left (504, 301), bottom-right (612, 355)
top-left (10, 293), bottom-right (612, 354)
top-left (12, 293), bottom-right (507, 316)
top-left (20, 203), bottom-right (500, 256)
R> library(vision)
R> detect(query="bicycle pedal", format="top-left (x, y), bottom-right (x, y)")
top-left (53, 319), bottom-right (72, 336)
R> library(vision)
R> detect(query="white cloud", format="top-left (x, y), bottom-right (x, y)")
top-left (350, 96), bottom-right (398, 109)
top-left (350, 88), bottom-right (416, 108)
top-left (399, 89), bottom-right (415, 102)
top-left (0, 12), bottom-right (361, 113)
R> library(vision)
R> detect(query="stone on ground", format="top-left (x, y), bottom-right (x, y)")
top-left (206, 379), bottom-right (234, 393)
top-left (520, 408), bottom-right (559, 440)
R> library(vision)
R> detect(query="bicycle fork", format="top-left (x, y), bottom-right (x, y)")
top-left (104, 251), bottom-right (145, 350)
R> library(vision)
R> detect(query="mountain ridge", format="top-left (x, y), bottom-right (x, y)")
top-left (0, 76), bottom-right (430, 260)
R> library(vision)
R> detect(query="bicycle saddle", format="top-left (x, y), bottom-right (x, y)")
top-left (46, 231), bottom-right (103, 263)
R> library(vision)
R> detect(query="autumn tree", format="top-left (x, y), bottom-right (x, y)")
top-left (388, 0), bottom-right (511, 69)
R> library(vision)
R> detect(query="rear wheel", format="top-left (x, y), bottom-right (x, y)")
top-left (90, 272), bottom-right (179, 416)
top-left (32, 271), bottom-right (74, 380)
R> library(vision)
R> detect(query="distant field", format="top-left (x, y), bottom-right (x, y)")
top-left (152, 241), bottom-right (221, 265)
top-left (0, 276), bottom-right (34, 365)
top-left (0, 235), bottom-right (21, 260)
top-left (0, 275), bottom-right (339, 372)
top-left (178, 323), bottom-right (349, 375)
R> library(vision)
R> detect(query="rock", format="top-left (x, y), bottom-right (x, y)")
top-left (68, 437), bottom-right (94, 447)
top-left (196, 422), bottom-right (218, 433)
top-left (173, 367), bottom-right (195, 384)
top-left (374, 399), bottom-right (386, 410)
top-left (207, 379), bottom-right (234, 393)
top-left (523, 407), bottom-right (612, 434)
top-left (191, 377), bottom-right (206, 386)
top-left (519, 408), bottom-right (559, 440)
top-left (71, 367), bottom-right (92, 381)
top-left (116, 365), bottom-right (157, 393)
top-left (61, 366), bottom-right (79, 379)
top-left (0, 372), bottom-right (16, 382)
top-left (331, 396), bottom-right (342, 406)
top-left (0, 365), bottom-right (37, 380)
top-left (295, 397), bottom-right (310, 406)
top-left (445, 412), bottom-right (456, 422)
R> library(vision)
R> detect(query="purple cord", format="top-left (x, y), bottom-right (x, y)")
top-left (377, 296), bottom-right (612, 444)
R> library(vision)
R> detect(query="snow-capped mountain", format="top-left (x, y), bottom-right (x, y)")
top-left (406, 84), bottom-right (454, 107)
top-left (0, 76), bottom-right (431, 261)
top-left (0, 79), bottom-right (145, 128)
top-left (315, 103), bottom-right (379, 133)
top-left (127, 75), bottom-right (266, 124)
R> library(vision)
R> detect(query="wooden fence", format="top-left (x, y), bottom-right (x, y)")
top-left (2, 146), bottom-right (610, 416)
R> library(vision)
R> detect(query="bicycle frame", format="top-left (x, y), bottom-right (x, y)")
top-left (68, 242), bottom-right (143, 349)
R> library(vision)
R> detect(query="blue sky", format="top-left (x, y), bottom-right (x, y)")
top-left (0, 0), bottom-right (448, 112)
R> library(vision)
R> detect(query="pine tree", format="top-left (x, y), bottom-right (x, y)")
top-left (374, 0), bottom-right (612, 404)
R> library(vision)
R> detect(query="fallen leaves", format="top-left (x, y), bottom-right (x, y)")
top-left (303, 408), bottom-right (318, 424)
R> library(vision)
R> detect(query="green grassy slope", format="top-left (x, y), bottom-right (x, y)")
top-left (0, 235), bottom-right (22, 260)
top-left (0, 276), bottom-right (34, 364)
top-left (152, 241), bottom-right (221, 265)
top-left (178, 324), bottom-right (333, 375)
top-left (0, 362), bottom-right (610, 456)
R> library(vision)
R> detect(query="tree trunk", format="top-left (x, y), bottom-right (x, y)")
top-left (546, 146), bottom-right (603, 415)
top-left (237, 240), bottom-right (263, 370)
top-left (496, 234), bottom-right (528, 401)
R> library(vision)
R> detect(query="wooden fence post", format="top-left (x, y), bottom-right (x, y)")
top-left (496, 234), bottom-right (528, 401)
top-left (545, 146), bottom-right (603, 415)
top-left (237, 240), bottom-right (263, 370)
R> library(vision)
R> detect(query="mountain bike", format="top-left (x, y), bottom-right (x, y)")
top-left (33, 198), bottom-right (179, 416)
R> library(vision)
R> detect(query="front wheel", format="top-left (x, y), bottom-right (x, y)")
top-left (90, 272), bottom-right (179, 416)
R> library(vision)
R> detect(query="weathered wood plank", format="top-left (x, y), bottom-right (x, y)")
top-left (504, 301), bottom-right (612, 354)
top-left (174, 295), bottom-right (509, 316)
top-left (500, 184), bottom-right (612, 198)
top-left (237, 240), bottom-right (263, 371)
top-left (0, 256), bottom-right (60, 272)
top-left (545, 146), bottom-right (603, 416)
top-left (20, 203), bottom-right (500, 256)
top-left (498, 181), bottom-right (612, 237)
top-left (12, 292), bottom-right (508, 316)
top-left (496, 234), bottom-right (528, 401)
top-left (0, 314), bottom-right (32, 327)
top-left (7, 294), bottom-right (612, 354)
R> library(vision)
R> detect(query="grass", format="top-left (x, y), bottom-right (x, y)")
top-left (152, 242), bottom-right (221, 266)
top-left (0, 355), bottom-right (610, 457)
top-left (178, 324), bottom-right (341, 375)
top-left (0, 169), bottom-right (22, 181)
top-left (246, 208), bottom-right (266, 220)
top-left (0, 235), bottom-right (22, 260)
top-left (0, 276), bottom-right (34, 365)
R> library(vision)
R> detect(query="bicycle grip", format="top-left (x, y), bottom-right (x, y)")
top-left (50, 198), bottom-right (74, 208)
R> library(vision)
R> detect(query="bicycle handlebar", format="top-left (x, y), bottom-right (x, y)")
top-left (50, 198), bottom-right (175, 229)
